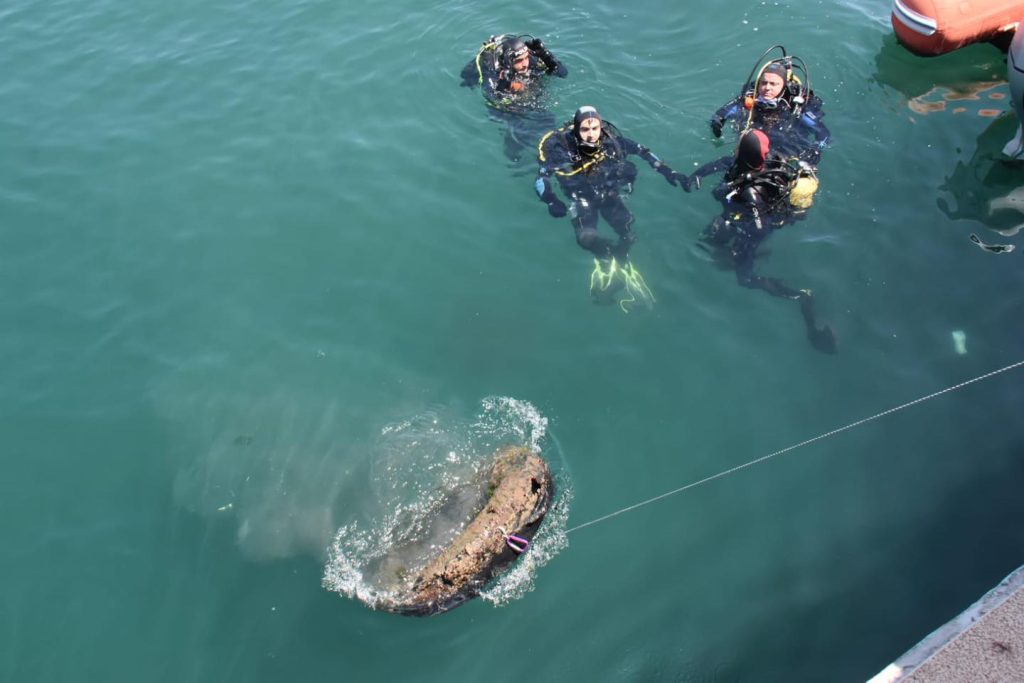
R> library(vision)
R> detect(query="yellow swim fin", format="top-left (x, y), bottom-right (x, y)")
top-left (589, 258), bottom-right (655, 312)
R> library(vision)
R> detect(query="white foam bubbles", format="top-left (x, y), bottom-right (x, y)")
top-left (321, 396), bottom-right (569, 612)
top-left (480, 483), bottom-right (572, 607)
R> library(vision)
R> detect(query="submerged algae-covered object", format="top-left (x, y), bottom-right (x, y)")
top-left (380, 445), bottom-right (553, 616)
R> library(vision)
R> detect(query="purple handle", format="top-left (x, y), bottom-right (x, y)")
top-left (505, 535), bottom-right (529, 553)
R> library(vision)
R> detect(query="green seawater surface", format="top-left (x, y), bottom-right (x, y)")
top-left (2, 1), bottom-right (1023, 681)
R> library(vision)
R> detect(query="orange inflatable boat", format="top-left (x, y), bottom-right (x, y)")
top-left (891, 0), bottom-right (1024, 55)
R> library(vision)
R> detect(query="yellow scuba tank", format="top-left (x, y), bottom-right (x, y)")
top-left (788, 161), bottom-right (819, 211)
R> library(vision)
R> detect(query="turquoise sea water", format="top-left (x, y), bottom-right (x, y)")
top-left (3, 0), bottom-right (1024, 680)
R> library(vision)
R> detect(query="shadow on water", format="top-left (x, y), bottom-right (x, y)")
top-left (873, 34), bottom-right (1008, 101)
top-left (703, 436), bottom-right (1024, 683)
top-left (874, 32), bottom-right (1024, 247)
top-left (937, 115), bottom-right (1024, 229)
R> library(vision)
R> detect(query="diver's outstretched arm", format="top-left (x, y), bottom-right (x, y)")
top-left (459, 59), bottom-right (479, 87)
top-left (619, 139), bottom-right (686, 188)
top-left (710, 97), bottom-right (742, 138)
top-left (526, 38), bottom-right (568, 77)
top-left (682, 156), bottom-right (732, 192)
top-left (534, 174), bottom-right (567, 217)
top-left (635, 145), bottom-right (686, 188)
top-left (535, 134), bottom-right (570, 217)
top-left (800, 96), bottom-right (830, 147)
top-left (801, 111), bottom-right (830, 147)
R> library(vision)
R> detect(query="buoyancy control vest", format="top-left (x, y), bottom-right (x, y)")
top-left (724, 154), bottom-right (820, 220)
top-left (538, 121), bottom-right (634, 195)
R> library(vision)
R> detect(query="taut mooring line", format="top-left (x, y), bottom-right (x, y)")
top-left (565, 360), bottom-right (1024, 534)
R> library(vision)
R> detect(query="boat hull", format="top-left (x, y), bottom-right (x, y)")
top-left (891, 0), bottom-right (1023, 56)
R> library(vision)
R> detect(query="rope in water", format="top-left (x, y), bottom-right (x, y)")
top-left (565, 359), bottom-right (1024, 535)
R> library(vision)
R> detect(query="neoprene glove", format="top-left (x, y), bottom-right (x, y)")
top-left (681, 174), bottom-right (700, 193)
top-left (657, 165), bottom-right (680, 186)
top-left (710, 115), bottom-right (725, 138)
top-left (547, 198), bottom-right (568, 218)
top-left (526, 38), bottom-right (543, 50)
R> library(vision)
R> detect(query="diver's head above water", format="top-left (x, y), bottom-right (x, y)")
top-left (573, 105), bottom-right (603, 153)
top-left (502, 38), bottom-right (531, 74)
top-left (736, 128), bottom-right (770, 171)
top-left (757, 62), bottom-right (787, 103)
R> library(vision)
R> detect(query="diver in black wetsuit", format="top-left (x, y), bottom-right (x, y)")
top-left (460, 34), bottom-right (568, 161)
top-left (535, 106), bottom-right (685, 262)
top-left (710, 46), bottom-right (830, 165)
top-left (683, 129), bottom-right (837, 353)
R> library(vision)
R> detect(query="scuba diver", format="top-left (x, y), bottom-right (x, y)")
top-left (709, 46), bottom-right (830, 164)
top-left (460, 34), bottom-right (568, 161)
top-left (683, 129), bottom-right (837, 353)
top-left (535, 106), bottom-right (685, 310)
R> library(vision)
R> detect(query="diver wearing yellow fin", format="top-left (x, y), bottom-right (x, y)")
top-left (534, 106), bottom-right (684, 310)
top-left (589, 257), bottom-right (656, 313)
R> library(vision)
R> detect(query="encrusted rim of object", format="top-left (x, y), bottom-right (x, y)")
top-left (381, 445), bottom-right (554, 616)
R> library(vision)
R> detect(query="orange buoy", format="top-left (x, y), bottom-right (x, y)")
top-left (891, 0), bottom-right (1023, 56)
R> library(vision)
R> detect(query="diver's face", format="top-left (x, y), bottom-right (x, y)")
top-left (759, 72), bottom-right (785, 99)
top-left (511, 51), bottom-right (530, 73)
top-left (577, 118), bottom-right (601, 145)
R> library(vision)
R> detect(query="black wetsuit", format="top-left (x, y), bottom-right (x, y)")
top-left (459, 36), bottom-right (568, 160)
top-left (535, 121), bottom-right (676, 260)
top-left (712, 89), bottom-right (830, 164)
top-left (691, 152), bottom-right (806, 296)
top-left (688, 152), bottom-right (836, 353)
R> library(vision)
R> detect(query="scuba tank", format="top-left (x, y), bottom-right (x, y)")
top-left (728, 157), bottom-right (820, 217)
top-left (788, 161), bottom-right (819, 212)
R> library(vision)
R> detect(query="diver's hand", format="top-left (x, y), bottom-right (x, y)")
top-left (710, 115), bottom-right (725, 138)
top-left (657, 166), bottom-right (681, 186)
top-left (528, 38), bottom-right (566, 77)
top-left (681, 173), bottom-right (700, 193)
top-left (546, 199), bottom-right (567, 218)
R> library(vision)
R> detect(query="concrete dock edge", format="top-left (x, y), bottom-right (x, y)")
top-left (868, 565), bottom-right (1024, 682)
